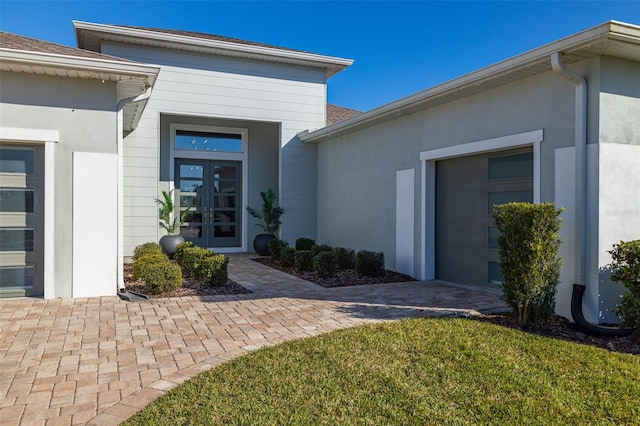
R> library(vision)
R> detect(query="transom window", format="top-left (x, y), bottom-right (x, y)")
top-left (175, 130), bottom-right (242, 153)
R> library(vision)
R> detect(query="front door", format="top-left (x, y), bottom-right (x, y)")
top-left (0, 144), bottom-right (44, 297)
top-left (175, 159), bottom-right (242, 248)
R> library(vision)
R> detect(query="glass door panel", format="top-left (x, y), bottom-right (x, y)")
top-left (175, 159), bottom-right (242, 248)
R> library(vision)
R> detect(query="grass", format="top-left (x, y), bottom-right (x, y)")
top-left (124, 318), bottom-right (640, 425)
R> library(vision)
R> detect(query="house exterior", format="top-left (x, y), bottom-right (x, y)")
top-left (300, 20), bottom-right (640, 324)
top-left (1, 20), bottom-right (638, 325)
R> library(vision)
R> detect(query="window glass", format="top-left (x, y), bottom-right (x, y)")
top-left (0, 266), bottom-right (34, 289)
top-left (488, 262), bottom-right (503, 285)
top-left (488, 190), bottom-right (533, 214)
top-left (0, 148), bottom-right (34, 174)
top-left (176, 130), bottom-right (242, 152)
top-left (0, 189), bottom-right (34, 213)
top-left (488, 226), bottom-right (500, 249)
top-left (0, 228), bottom-right (34, 251)
top-left (489, 152), bottom-right (533, 180)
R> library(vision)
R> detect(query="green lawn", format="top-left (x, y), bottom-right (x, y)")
top-left (124, 318), bottom-right (640, 425)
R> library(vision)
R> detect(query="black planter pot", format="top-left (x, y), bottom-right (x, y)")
top-left (253, 234), bottom-right (276, 256)
top-left (159, 234), bottom-right (185, 259)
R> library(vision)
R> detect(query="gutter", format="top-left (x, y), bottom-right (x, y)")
top-left (116, 87), bottom-right (153, 293)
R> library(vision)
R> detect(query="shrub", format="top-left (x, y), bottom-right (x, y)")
top-left (132, 253), bottom-right (168, 280)
top-left (173, 241), bottom-right (195, 265)
top-left (132, 242), bottom-right (162, 262)
top-left (268, 239), bottom-right (288, 262)
top-left (295, 237), bottom-right (315, 251)
top-left (608, 240), bottom-right (640, 331)
top-left (179, 246), bottom-right (214, 278)
top-left (493, 202), bottom-right (562, 326)
top-left (312, 244), bottom-right (333, 256)
top-left (356, 250), bottom-right (385, 277)
top-left (334, 247), bottom-right (356, 269)
top-left (314, 251), bottom-right (339, 278)
top-left (142, 262), bottom-right (183, 294)
top-left (200, 255), bottom-right (230, 287)
top-left (280, 247), bottom-right (296, 267)
top-left (295, 250), bottom-right (314, 272)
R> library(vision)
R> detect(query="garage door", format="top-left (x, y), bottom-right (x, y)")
top-left (436, 150), bottom-right (533, 286)
top-left (0, 144), bottom-right (44, 297)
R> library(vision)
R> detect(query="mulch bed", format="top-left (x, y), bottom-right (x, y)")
top-left (474, 313), bottom-right (639, 355)
top-left (252, 257), bottom-right (416, 288)
top-left (123, 263), bottom-right (251, 299)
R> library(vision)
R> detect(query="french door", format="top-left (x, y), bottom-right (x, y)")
top-left (175, 159), bottom-right (242, 248)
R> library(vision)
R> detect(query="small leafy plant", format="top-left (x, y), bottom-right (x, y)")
top-left (246, 188), bottom-right (284, 234)
top-left (314, 251), bottom-right (339, 278)
top-left (157, 190), bottom-right (191, 235)
top-left (356, 250), bottom-right (385, 277)
top-left (608, 240), bottom-right (640, 331)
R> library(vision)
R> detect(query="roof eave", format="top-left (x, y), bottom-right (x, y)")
top-left (301, 20), bottom-right (640, 143)
top-left (73, 21), bottom-right (353, 78)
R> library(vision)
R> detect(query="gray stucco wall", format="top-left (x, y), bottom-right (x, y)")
top-left (0, 72), bottom-right (118, 298)
top-left (316, 64), bottom-right (588, 274)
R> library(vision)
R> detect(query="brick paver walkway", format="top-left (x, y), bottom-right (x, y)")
top-left (0, 254), bottom-right (507, 425)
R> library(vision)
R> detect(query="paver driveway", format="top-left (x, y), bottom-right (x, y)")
top-left (0, 254), bottom-right (507, 425)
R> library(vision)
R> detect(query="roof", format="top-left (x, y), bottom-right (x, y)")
top-left (301, 20), bottom-right (640, 143)
top-left (0, 31), bottom-right (159, 132)
top-left (327, 104), bottom-right (362, 125)
top-left (74, 21), bottom-right (353, 78)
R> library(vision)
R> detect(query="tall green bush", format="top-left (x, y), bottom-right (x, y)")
top-left (295, 250), bottom-right (314, 272)
top-left (132, 253), bottom-right (168, 280)
top-left (142, 262), bottom-right (183, 294)
top-left (178, 246), bottom-right (214, 278)
top-left (279, 247), bottom-right (296, 267)
top-left (295, 238), bottom-right (315, 251)
top-left (334, 247), bottom-right (356, 269)
top-left (314, 251), bottom-right (338, 278)
top-left (608, 240), bottom-right (640, 331)
top-left (132, 242), bottom-right (162, 262)
top-left (173, 241), bottom-right (195, 265)
top-left (493, 202), bottom-right (563, 326)
top-left (200, 255), bottom-right (230, 287)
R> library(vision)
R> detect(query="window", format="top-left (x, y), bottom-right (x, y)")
top-left (175, 130), bottom-right (242, 153)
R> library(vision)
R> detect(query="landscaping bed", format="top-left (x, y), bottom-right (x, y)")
top-left (123, 263), bottom-right (250, 298)
top-left (252, 257), bottom-right (416, 288)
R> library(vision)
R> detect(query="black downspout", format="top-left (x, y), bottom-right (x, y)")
top-left (571, 284), bottom-right (633, 337)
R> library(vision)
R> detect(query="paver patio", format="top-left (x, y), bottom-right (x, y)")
top-left (0, 254), bottom-right (507, 425)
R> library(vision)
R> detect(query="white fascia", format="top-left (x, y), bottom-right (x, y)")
top-left (0, 48), bottom-right (159, 83)
top-left (73, 21), bottom-right (353, 76)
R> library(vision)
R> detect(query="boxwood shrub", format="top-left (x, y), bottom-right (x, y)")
top-left (173, 241), bottom-right (195, 265)
top-left (312, 244), bottom-right (333, 256)
top-left (280, 247), bottom-right (296, 267)
top-left (295, 250), bottom-right (314, 272)
top-left (608, 239), bottom-right (640, 331)
top-left (493, 202), bottom-right (562, 326)
top-left (132, 242), bottom-right (162, 262)
top-left (142, 262), bottom-right (183, 294)
top-left (334, 247), bottom-right (355, 269)
top-left (200, 254), bottom-right (230, 287)
top-left (314, 251), bottom-right (338, 278)
top-left (356, 250), bottom-right (385, 277)
top-left (295, 237), bottom-right (315, 251)
top-left (179, 246), bottom-right (215, 278)
top-left (268, 239), bottom-right (288, 262)
top-left (132, 253), bottom-right (168, 280)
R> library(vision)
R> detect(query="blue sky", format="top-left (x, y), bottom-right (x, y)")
top-left (1, 1), bottom-right (638, 111)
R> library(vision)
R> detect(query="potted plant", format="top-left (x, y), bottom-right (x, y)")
top-left (157, 189), bottom-right (191, 258)
top-left (246, 188), bottom-right (284, 256)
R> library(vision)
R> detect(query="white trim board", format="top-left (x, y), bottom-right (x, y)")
top-left (419, 129), bottom-right (543, 280)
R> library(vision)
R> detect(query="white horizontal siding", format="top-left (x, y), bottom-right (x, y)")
top-left (109, 42), bottom-right (326, 254)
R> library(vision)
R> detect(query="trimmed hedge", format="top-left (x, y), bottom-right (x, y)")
top-left (142, 262), bottom-right (183, 294)
top-left (132, 242), bottom-right (162, 262)
top-left (356, 250), bottom-right (385, 277)
top-left (295, 238), bottom-right (315, 251)
top-left (280, 247), bottom-right (296, 267)
top-left (132, 253), bottom-right (168, 280)
top-left (174, 241), bottom-right (195, 265)
top-left (334, 247), bottom-right (355, 269)
top-left (494, 202), bottom-right (562, 326)
top-left (312, 244), bottom-right (333, 256)
top-left (178, 246), bottom-right (215, 278)
top-left (200, 254), bottom-right (230, 287)
top-left (268, 239), bottom-right (288, 262)
top-left (295, 250), bottom-right (314, 272)
top-left (314, 251), bottom-right (338, 278)
top-left (608, 240), bottom-right (640, 331)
